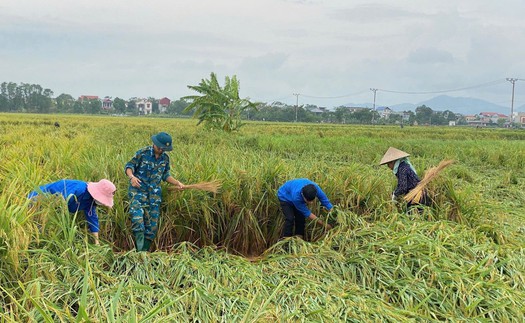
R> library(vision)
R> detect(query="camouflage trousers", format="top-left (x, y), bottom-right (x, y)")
top-left (128, 187), bottom-right (162, 241)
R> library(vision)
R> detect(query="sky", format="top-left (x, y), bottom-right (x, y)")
top-left (1, 0), bottom-right (525, 110)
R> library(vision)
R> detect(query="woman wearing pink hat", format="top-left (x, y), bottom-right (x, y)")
top-left (28, 179), bottom-right (116, 245)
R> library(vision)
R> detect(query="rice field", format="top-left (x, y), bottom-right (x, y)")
top-left (1, 113), bottom-right (524, 321)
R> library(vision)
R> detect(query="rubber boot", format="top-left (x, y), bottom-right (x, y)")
top-left (142, 239), bottom-right (152, 252)
top-left (134, 232), bottom-right (144, 251)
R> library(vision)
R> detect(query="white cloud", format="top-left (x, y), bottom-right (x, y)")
top-left (1, 0), bottom-right (525, 108)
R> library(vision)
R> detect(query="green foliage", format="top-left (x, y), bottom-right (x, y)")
top-left (55, 93), bottom-right (75, 113)
top-left (112, 97), bottom-right (127, 114)
top-left (0, 82), bottom-right (54, 113)
top-left (415, 105), bottom-right (433, 124)
top-left (167, 99), bottom-right (192, 116)
top-left (126, 99), bottom-right (137, 114)
top-left (183, 72), bottom-right (257, 132)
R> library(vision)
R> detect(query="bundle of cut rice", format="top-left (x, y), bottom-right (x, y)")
top-left (168, 180), bottom-right (222, 193)
top-left (404, 159), bottom-right (454, 204)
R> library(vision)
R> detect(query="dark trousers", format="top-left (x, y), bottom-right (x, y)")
top-left (280, 200), bottom-right (306, 238)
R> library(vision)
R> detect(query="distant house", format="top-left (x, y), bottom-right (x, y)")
top-left (79, 95), bottom-right (99, 101)
top-left (136, 99), bottom-right (153, 115)
top-left (517, 112), bottom-right (525, 127)
top-left (310, 106), bottom-right (328, 114)
top-left (376, 106), bottom-right (392, 119)
top-left (340, 106), bottom-right (370, 113)
top-left (270, 101), bottom-right (288, 108)
top-left (159, 97), bottom-right (171, 113)
top-left (479, 112), bottom-right (507, 124)
top-left (102, 97), bottom-right (113, 110)
top-left (388, 110), bottom-right (410, 121)
top-left (465, 115), bottom-right (486, 127)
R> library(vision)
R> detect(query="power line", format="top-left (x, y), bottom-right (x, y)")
top-left (291, 79), bottom-right (512, 101)
top-left (376, 79), bottom-right (507, 95)
top-left (264, 79), bottom-right (520, 109)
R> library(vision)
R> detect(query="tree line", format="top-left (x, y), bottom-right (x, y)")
top-left (244, 103), bottom-right (464, 126)
top-left (0, 82), bottom-right (194, 116)
top-left (1, 81), bottom-right (466, 126)
top-left (0, 82), bottom-right (54, 113)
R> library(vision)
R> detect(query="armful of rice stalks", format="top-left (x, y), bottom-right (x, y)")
top-left (404, 159), bottom-right (454, 204)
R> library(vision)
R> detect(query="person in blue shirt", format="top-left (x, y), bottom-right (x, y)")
top-left (28, 179), bottom-right (116, 245)
top-left (379, 147), bottom-right (429, 208)
top-left (125, 132), bottom-right (186, 252)
top-left (277, 178), bottom-right (333, 238)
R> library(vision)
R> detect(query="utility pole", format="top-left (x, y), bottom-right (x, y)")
top-left (506, 78), bottom-right (518, 124)
top-left (370, 88), bottom-right (378, 123)
top-left (293, 93), bottom-right (299, 122)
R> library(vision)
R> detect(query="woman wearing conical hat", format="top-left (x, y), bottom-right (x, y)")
top-left (380, 147), bottom-right (429, 207)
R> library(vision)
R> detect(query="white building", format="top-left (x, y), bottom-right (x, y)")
top-left (136, 99), bottom-right (153, 115)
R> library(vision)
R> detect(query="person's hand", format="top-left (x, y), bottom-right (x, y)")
top-left (130, 175), bottom-right (142, 188)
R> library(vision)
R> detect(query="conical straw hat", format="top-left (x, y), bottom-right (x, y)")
top-left (379, 147), bottom-right (410, 165)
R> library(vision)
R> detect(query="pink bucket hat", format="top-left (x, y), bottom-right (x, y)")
top-left (87, 179), bottom-right (116, 207)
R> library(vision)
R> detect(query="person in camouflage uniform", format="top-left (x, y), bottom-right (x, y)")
top-left (125, 132), bottom-right (185, 251)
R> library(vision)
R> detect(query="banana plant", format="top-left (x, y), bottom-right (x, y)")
top-left (183, 72), bottom-right (258, 132)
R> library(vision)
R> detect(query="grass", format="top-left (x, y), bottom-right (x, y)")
top-left (0, 113), bottom-right (524, 321)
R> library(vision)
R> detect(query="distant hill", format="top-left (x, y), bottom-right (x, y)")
top-left (416, 95), bottom-right (509, 115)
top-left (345, 95), bottom-right (511, 115)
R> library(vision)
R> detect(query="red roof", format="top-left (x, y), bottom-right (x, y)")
top-left (159, 97), bottom-right (171, 105)
top-left (79, 95), bottom-right (99, 100)
top-left (480, 112), bottom-right (507, 118)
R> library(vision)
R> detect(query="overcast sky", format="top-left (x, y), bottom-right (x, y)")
top-left (1, 0), bottom-right (524, 108)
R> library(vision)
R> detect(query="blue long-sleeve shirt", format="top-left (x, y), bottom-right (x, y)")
top-left (394, 161), bottom-right (421, 197)
top-left (28, 179), bottom-right (99, 233)
top-left (277, 178), bottom-right (333, 218)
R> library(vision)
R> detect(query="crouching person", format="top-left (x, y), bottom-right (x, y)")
top-left (28, 179), bottom-right (116, 244)
top-left (278, 178), bottom-right (333, 239)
